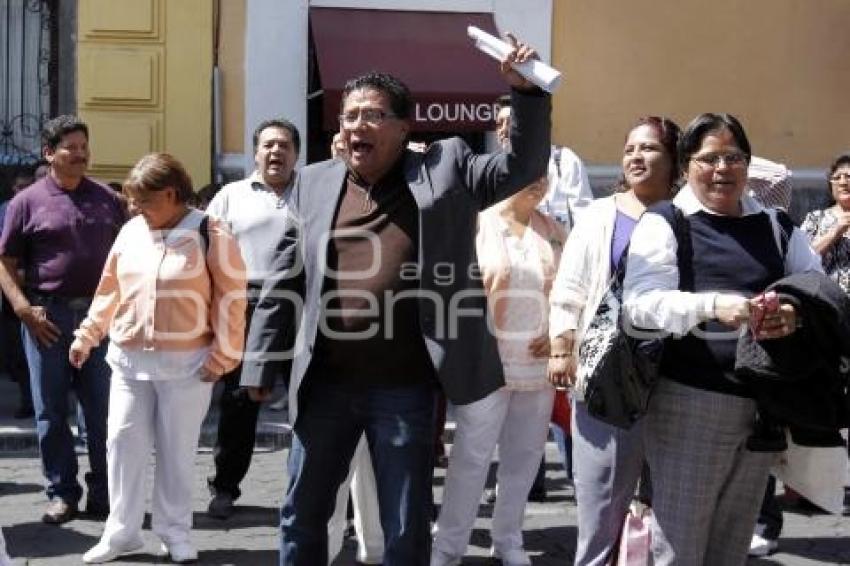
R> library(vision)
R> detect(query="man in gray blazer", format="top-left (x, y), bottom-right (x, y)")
top-left (242, 37), bottom-right (550, 566)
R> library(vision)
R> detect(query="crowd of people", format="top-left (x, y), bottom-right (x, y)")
top-left (0, 32), bottom-right (848, 566)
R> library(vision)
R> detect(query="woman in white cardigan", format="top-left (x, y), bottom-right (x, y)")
top-left (547, 117), bottom-right (681, 566)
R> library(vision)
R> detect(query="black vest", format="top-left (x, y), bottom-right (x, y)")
top-left (661, 210), bottom-right (785, 397)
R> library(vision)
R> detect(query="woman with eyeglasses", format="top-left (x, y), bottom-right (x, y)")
top-left (800, 153), bottom-right (850, 293)
top-left (547, 116), bottom-right (680, 566)
top-left (621, 114), bottom-right (821, 565)
top-left (69, 153), bottom-right (247, 564)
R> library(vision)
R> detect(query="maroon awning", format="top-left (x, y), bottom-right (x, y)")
top-left (310, 8), bottom-right (507, 132)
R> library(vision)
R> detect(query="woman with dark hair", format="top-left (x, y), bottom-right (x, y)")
top-left (622, 114), bottom-right (821, 565)
top-left (69, 153), bottom-right (246, 563)
top-left (801, 153), bottom-right (850, 293)
top-left (547, 116), bottom-right (680, 566)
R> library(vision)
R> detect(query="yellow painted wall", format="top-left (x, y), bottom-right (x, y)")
top-left (552, 0), bottom-right (850, 169)
top-left (78, 0), bottom-right (213, 186)
top-left (218, 0), bottom-right (245, 154)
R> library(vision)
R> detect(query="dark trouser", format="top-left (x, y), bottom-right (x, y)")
top-left (209, 299), bottom-right (261, 500)
top-left (2, 310), bottom-right (32, 412)
top-left (758, 475), bottom-right (783, 540)
top-left (209, 362), bottom-right (261, 500)
top-left (22, 295), bottom-right (110, 507)
top-left (531, 454), bottom-right (546, 494)
top-left (281, 380), bottom-right (436, 566)
top-left (551, 422), bottom-right (574, 479)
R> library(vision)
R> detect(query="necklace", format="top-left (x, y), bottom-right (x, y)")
top-left (362, 185), bottom-right (374, 213)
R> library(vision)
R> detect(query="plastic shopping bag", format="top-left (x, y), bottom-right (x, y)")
top-left (615, 502), bottom-right (652, 566)
top-left (551, 388), bottom-right (571, 433)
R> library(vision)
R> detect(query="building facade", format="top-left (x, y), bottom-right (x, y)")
top-left (41, 0), bottom-right (848, 204)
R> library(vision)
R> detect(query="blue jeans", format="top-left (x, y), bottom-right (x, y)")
top-left (551, 423), bottom-right (573, 480)
top-left (280, 380), bottom-right (436, 566)
top-left (22, 295), bottom-right (110, 506)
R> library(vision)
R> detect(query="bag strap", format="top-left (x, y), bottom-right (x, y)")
top-left (772, 209), bottom-right (795, 259)
top-left (199, 214), bottom-right (211, 255)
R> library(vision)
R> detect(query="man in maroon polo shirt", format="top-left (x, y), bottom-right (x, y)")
top-left (0, 115), bottom-right (125, 524)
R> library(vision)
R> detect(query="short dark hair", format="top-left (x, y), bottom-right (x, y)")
top-left (678, 113), bottom-right (751, 172)
top-left (615, 116), bottom-right (682, 192)
top-left (123, 153), bottom-right (194, 204)
top-left (827, 152), bottom-right (850, 180)
top-left (341, 72), bottom-right (413, 120)
top-left (495, 94), bottom-right (512, 111)
top-left (252, 119), bottom-right (301, 155)
top-left (41, 115), bottom-right (89, 150)
top-left (826, 152), bottom-right (850, 203)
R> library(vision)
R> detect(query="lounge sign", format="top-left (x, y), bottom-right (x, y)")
top-left (323, 92), bottom-right (500, 133)
top-left (412, 101), bottom-right (499, 131)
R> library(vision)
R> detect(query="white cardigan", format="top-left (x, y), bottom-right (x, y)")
top-left (549, 196), bottom-right (619, 397)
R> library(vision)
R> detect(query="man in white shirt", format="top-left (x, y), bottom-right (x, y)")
top-left (205, 118), bottom-right (300, 519)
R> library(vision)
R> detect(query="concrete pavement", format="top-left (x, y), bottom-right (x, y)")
top-left (0, 376), bottom-right (848, 564)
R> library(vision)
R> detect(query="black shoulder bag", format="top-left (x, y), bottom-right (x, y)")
top-left (580, 203), bottom-right (690, 429)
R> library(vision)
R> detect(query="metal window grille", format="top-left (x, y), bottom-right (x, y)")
top-left (0, 0), bottom-right (55, 169)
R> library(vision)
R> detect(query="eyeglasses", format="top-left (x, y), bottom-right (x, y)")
top-left (829, 172), bottom-right (850, 183)
top-left (691, 151), bottom-right (748, 169)
top-left (339, 108), bottom-right (397, 127)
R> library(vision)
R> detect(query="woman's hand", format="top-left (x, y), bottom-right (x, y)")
top-left (833, 211), bottom-right (850, 237)
top-left (528, 335), bottom-right (550, 358)
top-left (752, 301), bottom-right (797, 340)
top-left (499, 33), bottom-right (538, 91)
top-left (200, 367), bottom-right (222, 383)
top-left (713, 294), bottom-right (750, 327)
top-left (548, 354), bottom-right (576, 389)
top-left (812, 210), bottom-right (850, 255)
top-left (547, 333), bottom-right (575, 388)
top-left (68, 338), bottom-right (91, 369)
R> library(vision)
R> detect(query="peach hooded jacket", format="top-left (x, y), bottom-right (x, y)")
top-left (73, 210), bottom-right (247, 377)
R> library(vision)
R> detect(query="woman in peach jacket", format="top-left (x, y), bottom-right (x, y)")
top-left (69, 153), bottom-right (246, 564)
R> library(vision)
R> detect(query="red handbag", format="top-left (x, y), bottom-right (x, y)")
top-left (551, 389), bottom-right (571, 433)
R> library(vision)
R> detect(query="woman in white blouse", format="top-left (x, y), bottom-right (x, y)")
top-left (547, 116), bottom-right (681, 566)
top-left (622, 114), bottom-right (821, 565)
top-left (431, 177), bottom-right (565, 566)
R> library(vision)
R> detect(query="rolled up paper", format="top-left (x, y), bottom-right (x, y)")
top-left (467, 26), bottom-right (562, 93)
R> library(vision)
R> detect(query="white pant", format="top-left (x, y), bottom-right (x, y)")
top-left (99, 373), bottom-right (212, 547)
top-left (328, 434), bottom-right (384, 564)
top-left (434, 386), bottom-right (555, 556)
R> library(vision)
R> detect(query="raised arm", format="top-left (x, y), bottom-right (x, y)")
top-left (462, 35), bottom-right (552, 209)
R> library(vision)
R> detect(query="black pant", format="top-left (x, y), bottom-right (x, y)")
top-left (209, 363), bottom-right (261, 500)
top-left (209, 298), bottom-right (262, 500)
top-left (758, 475), bottom-right (784, 539)
top-left (530, 452), bottom-right (546, 494)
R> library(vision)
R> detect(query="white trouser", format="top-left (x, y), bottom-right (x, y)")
top-left (434, 386), bottom-right (555, 556)
top-left (100, 373), bottom-right (213, 547)
top-left (328, 434), bottom-right (384, 564)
